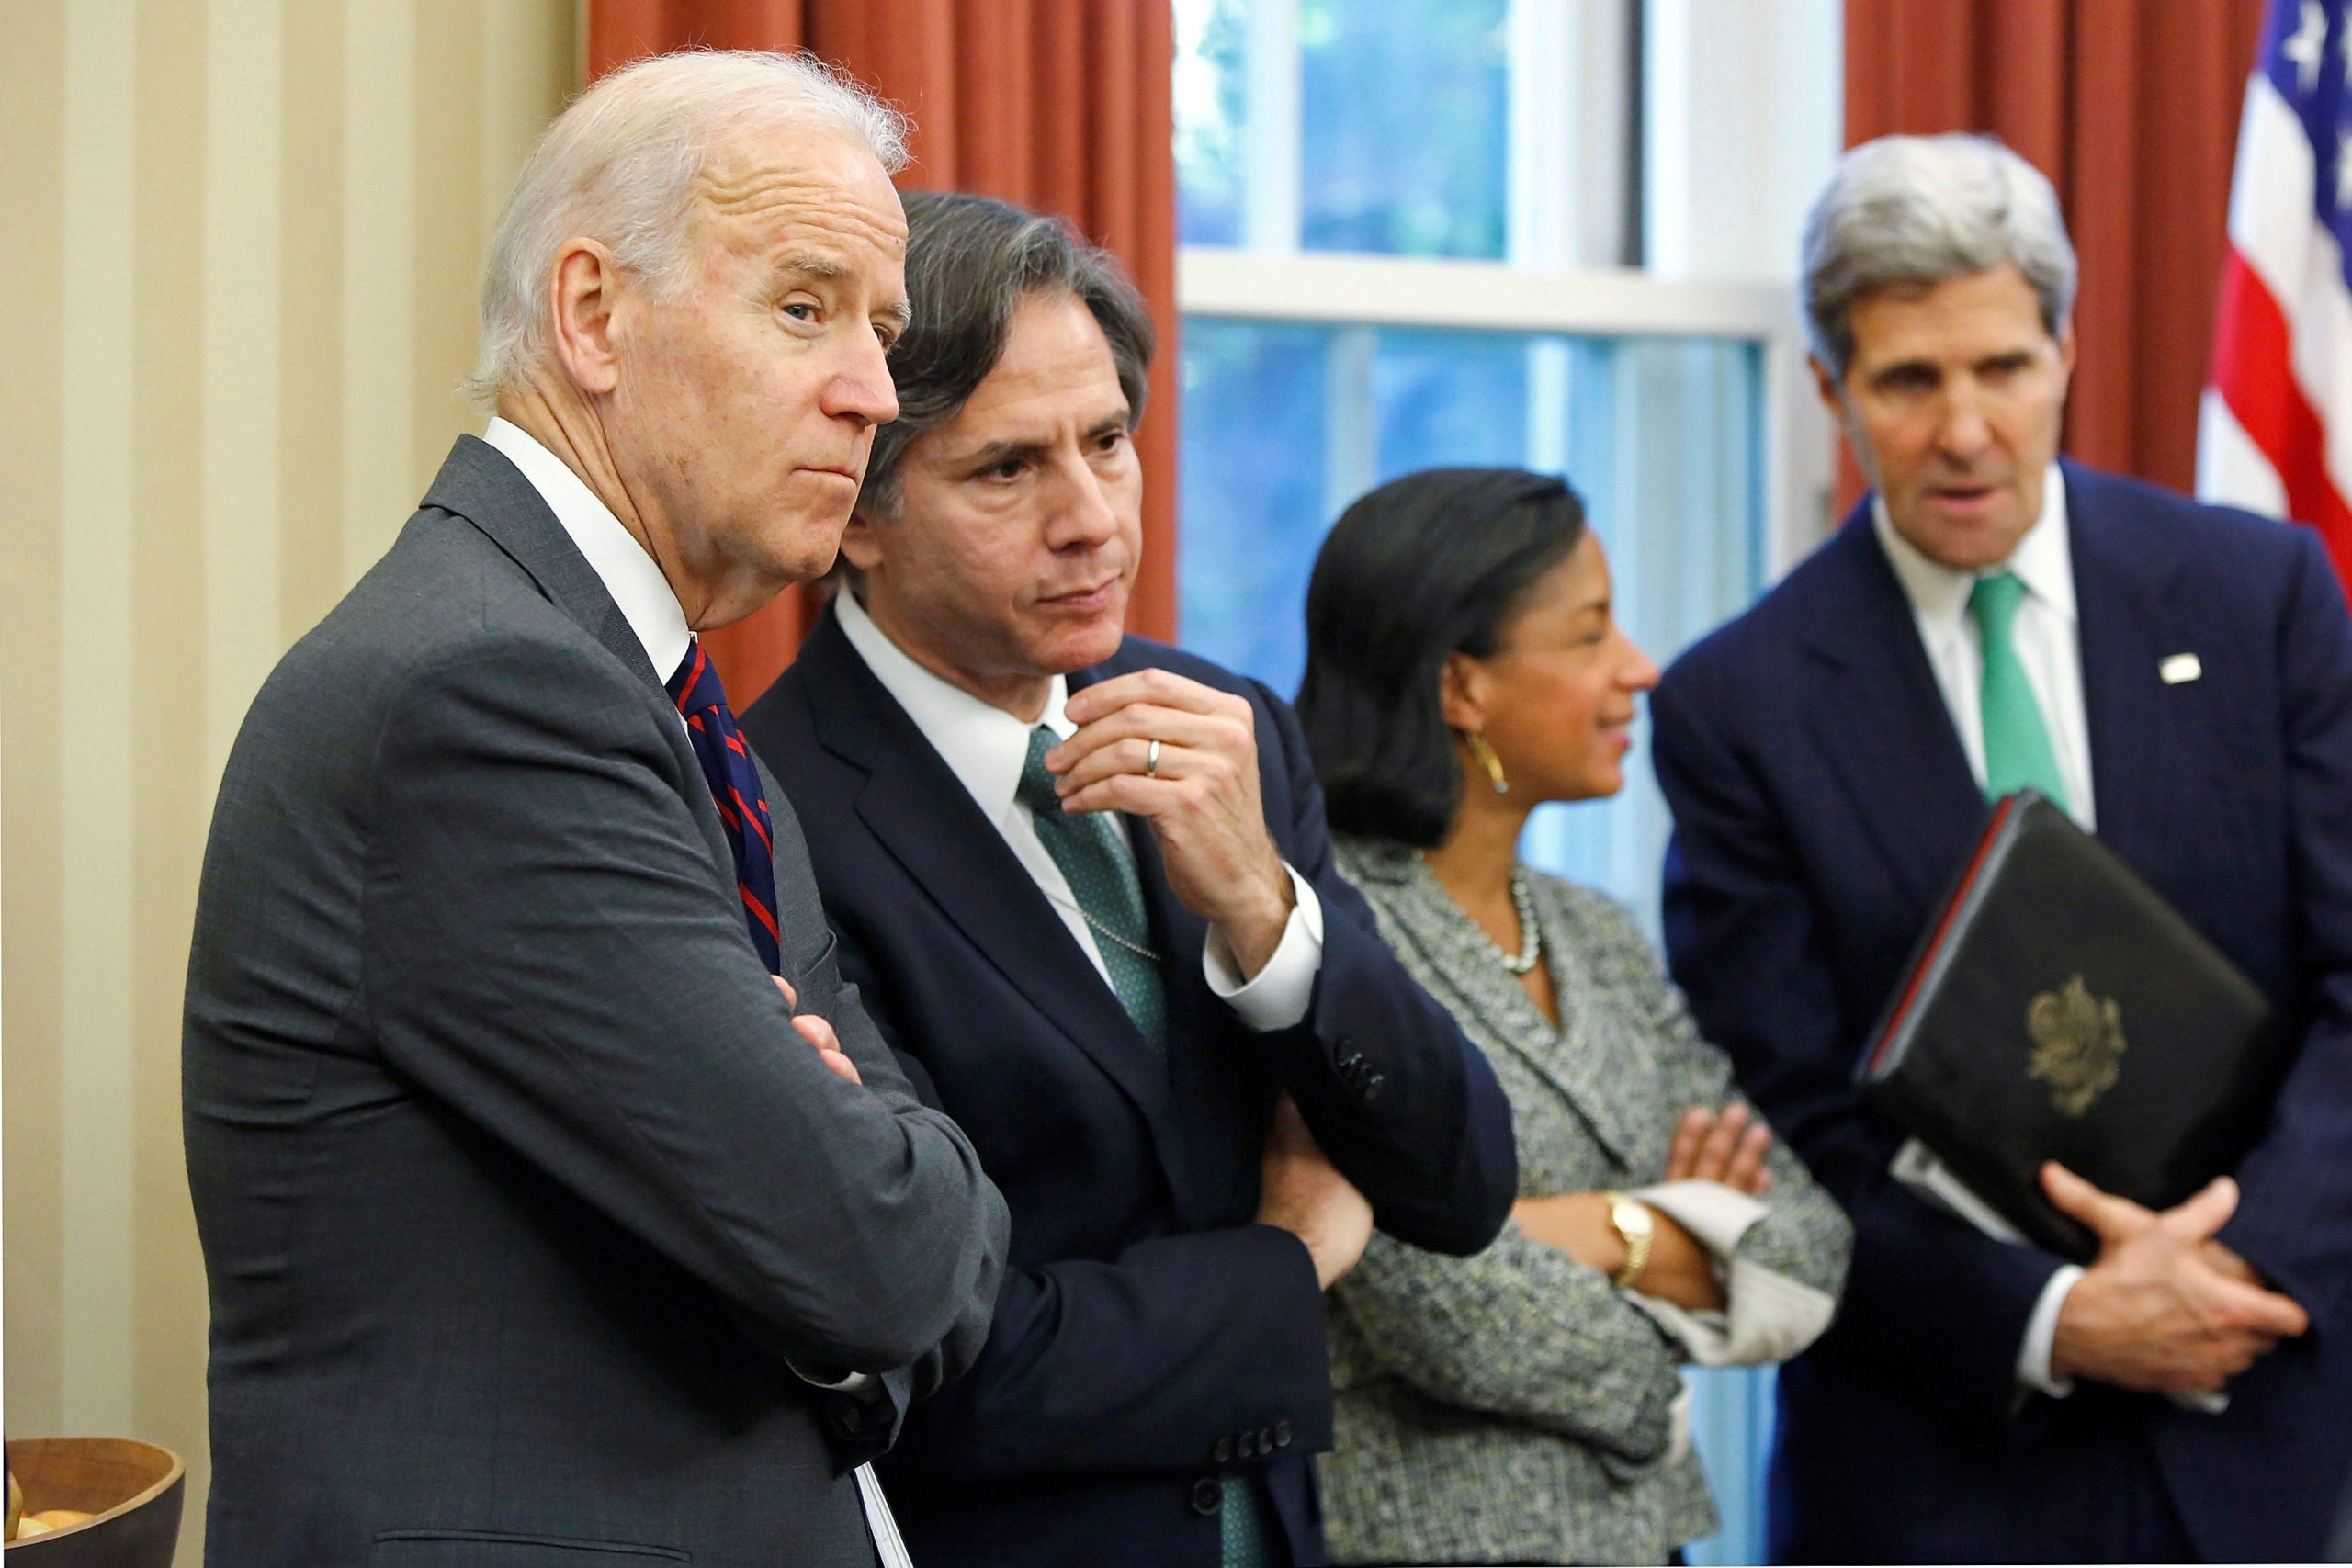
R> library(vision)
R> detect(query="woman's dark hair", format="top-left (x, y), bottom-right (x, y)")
top-left (1295, 467), bottom-right (1588, 848)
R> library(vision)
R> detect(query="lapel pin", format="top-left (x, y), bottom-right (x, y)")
top-left (2160, 653), bottom-right (2202, 685)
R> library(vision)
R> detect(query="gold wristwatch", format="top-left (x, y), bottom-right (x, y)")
top-left (1600, 1190), bottom-right (1654, 1289)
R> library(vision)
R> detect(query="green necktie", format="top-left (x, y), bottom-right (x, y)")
top-left (1968, 571), bottom-right (2070, 811)
top-left (1016, 726), bottom-right (1168, 1053)
top-left (1017, 728), bottom-right (1273, 1566)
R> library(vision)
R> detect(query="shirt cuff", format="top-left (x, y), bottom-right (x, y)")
top-left (1623, 1180), bottom-right (1838, 1368)
top-left (2017, 1264), bottom-right (2083, 1397)
top-left (1203, 864), bottom-right (1323, 1032)
top-left (791, 1363), bottom-right (876, 1396)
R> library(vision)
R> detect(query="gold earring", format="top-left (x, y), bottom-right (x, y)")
top-left (1465, 730), bottom-right (1509, 795)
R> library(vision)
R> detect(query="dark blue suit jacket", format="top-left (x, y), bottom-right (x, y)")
top-left (1651, 463), bottom-right (2352, 1563)
top-left (742, 605), bottom-right (1516, 1568)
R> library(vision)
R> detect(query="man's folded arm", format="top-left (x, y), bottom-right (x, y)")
top-left (366, 635), bottom-right (1009, 1378)
top-left (1248, 682), bottom-right (1518, 1256)
top-left (884, 1224), bottom-right (1336, 1485)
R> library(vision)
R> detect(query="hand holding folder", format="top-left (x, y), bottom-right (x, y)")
top-left (2039, 1163), bottom-right (2307, 1400)
top-left (1860, 790), bottom-right (2311, 1404)
top-left (1859, 791), bottom-right (2283, 1261)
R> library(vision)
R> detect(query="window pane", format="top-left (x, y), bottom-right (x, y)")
top-left (1297, 0), bottom-right (1510, 258)
top-left (1371, 330), bottom-right (1530, 477)
top-left (1177, 321), bottom-right (1330, 685)
top-left (1172, 0), bottom-right (1249, 246)
top-left (1174, 0), bottom-right (1514, 258)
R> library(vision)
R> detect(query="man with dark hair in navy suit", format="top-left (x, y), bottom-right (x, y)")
top-left (1652, 132), bottom-right (2352, 1562)
top-left (741, 191), bottom-right (1516, 1568)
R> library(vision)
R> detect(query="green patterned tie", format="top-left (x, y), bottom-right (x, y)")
top-left (1017, 728), bottom-right (1272, 1565)
top-left (1968, 571), bottom-right (2070, 811)
top-left (1017, 726), bottom-right (1167, 1053)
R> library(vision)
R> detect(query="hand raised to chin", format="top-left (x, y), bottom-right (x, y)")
top-left (1048, 668), bottom-right (1295, 976)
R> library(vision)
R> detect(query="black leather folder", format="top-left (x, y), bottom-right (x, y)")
top-left (1857, 790), bottom-right (2278, 1260)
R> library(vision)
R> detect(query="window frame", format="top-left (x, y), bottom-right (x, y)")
top-left (1179, 247), bottom-right (1829, 577)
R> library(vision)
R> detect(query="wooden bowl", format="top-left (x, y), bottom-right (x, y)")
top-left (4, 1439), bottom-right (183, 1567)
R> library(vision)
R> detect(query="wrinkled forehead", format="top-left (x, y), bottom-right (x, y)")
top-left (1846, 265), bottom-right (2054, 360)
top-left (691, 121), bottom-right (908, 263)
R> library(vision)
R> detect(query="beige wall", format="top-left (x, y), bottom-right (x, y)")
top-left (2, 2), bottom-right (579, 1557)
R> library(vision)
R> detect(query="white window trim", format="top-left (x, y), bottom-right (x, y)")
top-left (1179, 246), bottom-right (1830, 576)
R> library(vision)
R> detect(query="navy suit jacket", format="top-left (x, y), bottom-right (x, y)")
top-left (741, 605), bottom-right (1516, 1568)
top-left (1652, 462), bottom-right (2352, 1563)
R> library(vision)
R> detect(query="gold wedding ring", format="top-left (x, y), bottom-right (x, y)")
top-left (1145, 738), bottom-right (1162, 779)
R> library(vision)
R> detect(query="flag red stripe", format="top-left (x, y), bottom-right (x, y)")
top-left (2211, 246), bottom-right (2352, 583)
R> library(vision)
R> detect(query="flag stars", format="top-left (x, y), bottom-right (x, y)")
top-left (2285, 0), bottom-right (2326, 93)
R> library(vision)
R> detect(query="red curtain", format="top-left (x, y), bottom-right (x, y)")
top-left (587, 0), bottom-right (1179, 706)
top-left (1841, 0), bottom-right (2269, 510)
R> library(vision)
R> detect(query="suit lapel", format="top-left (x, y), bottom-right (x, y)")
top-left (425, 435), bottom-right (656, 687)
top-left (1353, 850), bottom-right (1642, 1166)
top-left (797, 614), bottom-right (1184, 1156)
top-left (2066, 463), bottom-right (2198, 863)
top-left (420, 435), bottom-right (738, 888)
top-left (1798, 513), bottom-right (1989, 908)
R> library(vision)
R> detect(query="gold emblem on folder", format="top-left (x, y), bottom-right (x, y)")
top-left (2027, 976), bottom-right (2126, 1117)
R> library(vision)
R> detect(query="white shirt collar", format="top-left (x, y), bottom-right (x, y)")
top-left (481, 416), bottom-right (694, 684)
top-left (1872, 463), bottom-right (2075, 628)
top-left (834, 586), bottom-right (1074, 820)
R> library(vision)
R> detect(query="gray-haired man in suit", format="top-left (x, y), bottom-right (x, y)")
top-left (183, 51), bottom-right (1006, 1567)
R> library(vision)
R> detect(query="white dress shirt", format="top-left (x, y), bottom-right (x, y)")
top-left (1872, 464), bottom-right (2088, 1398)
top-left (482, 418), bottom-right (691, 684)
top-left (1872, 468), bottom-right (2096, 831)
top-left (835, 586), bottom-right (1324, 1028)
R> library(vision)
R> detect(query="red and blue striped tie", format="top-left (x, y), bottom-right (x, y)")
top-left (667, 638), bottom-right (782, 974)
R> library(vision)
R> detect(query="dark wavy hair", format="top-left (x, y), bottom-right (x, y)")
top-left (859, 189), bottom-right (1153, 521)
top-left (1296, 468), bottom-right (1588, 848)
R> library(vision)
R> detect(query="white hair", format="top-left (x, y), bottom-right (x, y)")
top-left (1801, 132), bottom-right (2078, 378)
top-left (467, 50), bottom-right (910, 410)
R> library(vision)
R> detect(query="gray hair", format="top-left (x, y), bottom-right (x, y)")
top-left (857, 190), bottom-right (1154, 522)
top-left (1801, 132), bottom-right (2077, 379)
top-left (467, 50), bottom-right (910, 409)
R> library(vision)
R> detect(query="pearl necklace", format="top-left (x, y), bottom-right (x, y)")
top-left (1491, 870), bottom-right (1543, 976)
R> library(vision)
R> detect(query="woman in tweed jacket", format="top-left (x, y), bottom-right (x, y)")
top-left (1295, 468), bottom-right (1852, 1566)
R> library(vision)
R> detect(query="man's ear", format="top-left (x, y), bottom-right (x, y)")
top-left (1809, 354), bottom-right (1845, 422)
top-left (837, 506), bottom-right (887, 576)
top-left (548, 238), bottom-right (626, 397)
top-left (1439, 650), bottom-right (1487, 734)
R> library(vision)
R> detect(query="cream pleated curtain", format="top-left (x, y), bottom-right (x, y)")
top-left (1, 4), bottom-right (579, 1559)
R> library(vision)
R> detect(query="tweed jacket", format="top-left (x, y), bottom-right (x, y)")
top-left (1321, 840), bottom-right (1852, 1566)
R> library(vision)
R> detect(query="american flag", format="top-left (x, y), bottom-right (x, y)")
top-left (2199, 0), bottom-right (2352, 587)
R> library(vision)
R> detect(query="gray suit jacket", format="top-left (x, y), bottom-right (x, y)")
top-left (184, 436), bottom-right (1008, 1567)
top-left (1320, 841), bottom-right (1850, 1566)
